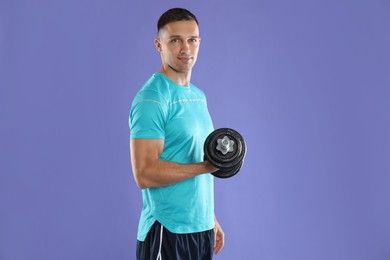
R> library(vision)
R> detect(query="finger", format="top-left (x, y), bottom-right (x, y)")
top-left (214, 240), bottom-right (222, 254)
top-left (214, 235), bottom-right (224, 254)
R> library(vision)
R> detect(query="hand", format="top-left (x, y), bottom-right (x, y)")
top-left (214, 217), bottom-right (225, 254)
top-left (203, 160), bottom-right (219, 173)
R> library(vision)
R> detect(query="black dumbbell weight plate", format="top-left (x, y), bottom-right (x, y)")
top-left (204, 128), bottom-right (246, 177)
top-left (212, 160), bottom-right (244, 178)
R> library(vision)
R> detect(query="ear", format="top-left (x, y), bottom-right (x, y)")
top-left (154, 39), bottom-right (162, 52)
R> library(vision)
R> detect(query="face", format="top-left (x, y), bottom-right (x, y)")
top-left (155, 20), bottom-right (201, 74)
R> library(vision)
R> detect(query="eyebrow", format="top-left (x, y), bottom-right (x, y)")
top-left (168, 35), bottom-right (200, 38)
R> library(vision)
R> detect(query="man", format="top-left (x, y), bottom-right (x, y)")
top-left (129, 8), bottom-right (224, 259)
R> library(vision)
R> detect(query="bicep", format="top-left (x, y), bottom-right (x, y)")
top-left (130, 138), bottom-right (164, 174)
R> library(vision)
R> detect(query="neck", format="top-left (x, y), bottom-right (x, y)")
top-left (160, 66), bottom-right (191, 86)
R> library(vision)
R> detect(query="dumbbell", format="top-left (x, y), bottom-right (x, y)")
top-left (204, 128), bottom-right (247, 178)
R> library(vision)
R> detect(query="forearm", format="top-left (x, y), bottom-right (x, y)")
top-left (134, 159), bottom-right (215, 189)
top-left (130, 138), bottom-right (217, 189)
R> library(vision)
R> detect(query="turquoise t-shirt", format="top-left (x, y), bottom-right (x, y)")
top-left (129, 73), bottom-right (215, 241)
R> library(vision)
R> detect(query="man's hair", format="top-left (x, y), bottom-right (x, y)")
top-left (157, 8), bottom-right (199, 33)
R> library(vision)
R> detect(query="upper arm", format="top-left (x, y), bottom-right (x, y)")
top-left (129, 89), bottom-right (168, 188)
top-left (130, 138), bottom-right (164, 187)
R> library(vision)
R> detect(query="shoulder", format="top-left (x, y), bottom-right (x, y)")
top-left (142, 73), bottom-right (169, 92)
top-left (134, 74), bottom-right (171, 105)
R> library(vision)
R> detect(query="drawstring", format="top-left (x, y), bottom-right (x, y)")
top-left (156, 224), bottom-right (163, 260)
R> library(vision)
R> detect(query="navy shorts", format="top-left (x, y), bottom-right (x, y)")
top-left (136, 221), bottom-right (214, 260)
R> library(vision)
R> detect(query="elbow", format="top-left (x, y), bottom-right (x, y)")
top-left (133, 169), bottom-right (151, 189)
top-left (135, 179), bottom-right (149, 190)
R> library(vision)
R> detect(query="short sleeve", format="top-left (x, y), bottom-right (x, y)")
top-left (129, 90), bottom-right (168, 139)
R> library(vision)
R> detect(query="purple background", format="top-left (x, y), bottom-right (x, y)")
top-left (1, 0), bottom-right (390, 259)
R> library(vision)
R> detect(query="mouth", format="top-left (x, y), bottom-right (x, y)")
top-left (178, 56), bottom-right (192, 63)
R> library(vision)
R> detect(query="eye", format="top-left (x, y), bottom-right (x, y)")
top-left (170, 38), bottom-right (180, 43)
top-left (189, 38), bottom-right (198, 43)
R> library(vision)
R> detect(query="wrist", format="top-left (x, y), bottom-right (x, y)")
top-left (202, 160), bottom-right (218, 173)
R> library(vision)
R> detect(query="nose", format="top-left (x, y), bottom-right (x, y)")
top-left (180, 41), bottom-right (190, 54)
